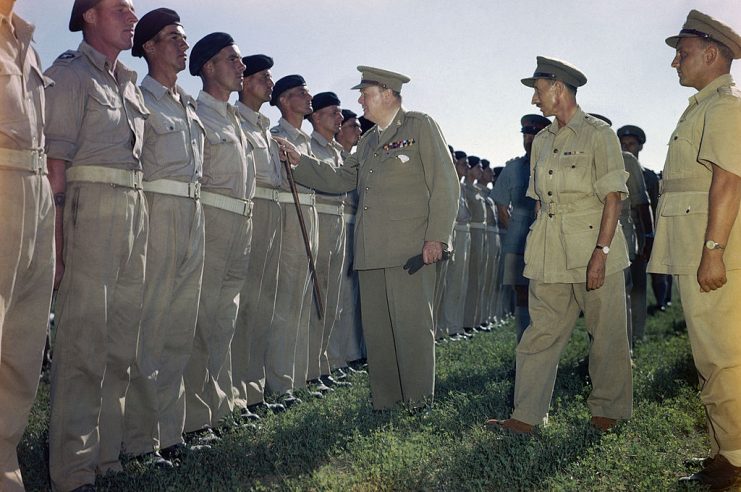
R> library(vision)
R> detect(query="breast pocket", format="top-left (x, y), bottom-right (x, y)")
top-left (149, 115), bottom-right (189, 167)
top-left (86, 82), bottom-right (123, 142)
top-left (561, 209), bottom-right (601, 269)
top-left (561, 152), bottom-right (593, 194)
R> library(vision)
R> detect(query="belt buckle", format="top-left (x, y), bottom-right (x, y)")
top-left (31, 150), bottom-right (45, 175)
top-left (547, 201), bottom-right (555, 218)
top-left (132, 171), bottom-right (143, 190)
top-left (271, 189), bottom-right (280, 202)
top-left (243, 199), bottom-right (253, 217)
top-left (190, 182), bottom-right (201, 200)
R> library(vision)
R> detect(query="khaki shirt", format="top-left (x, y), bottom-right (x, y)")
top-left (0, 13), bottom-right (51, 152)
top-left (292, 108), bottom-right (460, 270)
top-left (196, 90), bottom-right (254, 200)
top-left (492, 155), bottom-right (537, 255)
top-left (620, 151), bottom-right (649, 259)
top-left (270, 117), bottom-right (314, 194)
top-left (456, 182), bottom-right (472, 224)
top-left (45, 41), bottom-right (148, 169)
top-left (140, 75), bottom-right (204, 182)
top-left (524, 107), bottom-right (629, 283)
top-left (310, 131), bottom-right (345, 205)
top-left (235, 101), bottom-right (282, 189)
top-left (648, 74), bottom-right (741, 275)
top-left (464, 181), bottom-right (487, 224)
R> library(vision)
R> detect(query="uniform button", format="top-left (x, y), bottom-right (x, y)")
top-left (365, 187), bottom-right (369, 191)
top-left (553, 149), bottom-right (558, 153)
top-left (169, 126), bottom-right (174, 130)
top-left (374, 153), bottom-right (378, 157)
top-left (571, 165), bottom-right (576, 168)
top-left (673, 136), bottom-right (678, 140)
top-left (364, 206), bottom-right (368, 210)
top-left (548, 170), bottom-right (553, 175)
top-left (548, 213), bottom-right (554, 218)
top-left (369, 169), bottom-right (374, 173)
top-left (547, 191), bottom-right (552, 196)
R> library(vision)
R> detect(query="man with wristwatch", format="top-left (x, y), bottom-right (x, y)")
top-left (486, 56), bottom-right (632, 435)
top-left (648, 10), bottom-right (741, 489)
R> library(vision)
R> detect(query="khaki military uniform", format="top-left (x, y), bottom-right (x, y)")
top-left (123, 76), bottom-right (205, 456)
top-left (183, 91), bottom-right (254, 433)
top-left (0, 13), bottom-right (54, 492)
top-left (648, 74), bottom-right (741, 461)
top-left (513, 108), bottom-right (632, 425)
top-left (293, 108), bottom-right (459, 409)
top-left (308, 131), bottom-right (347, 380)
top-left (620, 151), bottom-right (649, 347)
top-left (267, 118), bottom-right (318, 394)
top-left (482, 188), bottom-right (501, 325)
top-left (440, 183), bottom-right (471, 336)
top-left (45, 41), bottom-right (150, 489)
top-left (232, 102), bottom-right (284, 407)
top-left (463, 181), bottom-right (487, 328)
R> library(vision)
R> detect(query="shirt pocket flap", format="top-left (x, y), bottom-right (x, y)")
top-left (205, 128), bottom-right (238, 146)
top-left (660, 193), bottom-right (708, 217)
top-left (149, 116), bottom-right (185, 136)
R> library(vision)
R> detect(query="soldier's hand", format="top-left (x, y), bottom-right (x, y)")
top-left (697, 252), bottom-right (727, 292)
top-left (422, 241), bottom-right (444, 265)
top-left (272, 136), bottom-right (301, 166)
top-left (586, 250), bottom-right (607, 290)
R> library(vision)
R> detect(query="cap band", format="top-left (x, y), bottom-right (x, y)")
top-left (532, 72), bottom-right (558, 79)
top-left (360, 79), bottom-right (389, 89)
top-left (679, 28), bottom-right (712, 39)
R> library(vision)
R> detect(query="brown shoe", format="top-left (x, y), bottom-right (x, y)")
top-left (679, 454), bottom-right (741, 491)
top-left (590, 416), bottom-right (618, 432)
top-left (484, 418), bottom-right (534, 435)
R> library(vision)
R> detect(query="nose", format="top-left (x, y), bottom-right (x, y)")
top-left (358, 94), bottom-right (364, 105)
top-left (671, 52), bottom-right (680, 68)
top-left (128, 9), bottom-right (138, 24)
top-left (181, 39), bottom-right (189, 50)
top-left (238, 60), bottom-right (246, 72)
top-left (531, 92), bottom-right (539, 105)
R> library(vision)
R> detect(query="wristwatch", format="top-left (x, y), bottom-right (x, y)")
top-left (705, 239), bottom-right (725, 250)
top-left (595, 244), bottom-right (610, 254)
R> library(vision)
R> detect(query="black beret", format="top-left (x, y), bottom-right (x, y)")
top-left (132, 8), bottom-right (181, 58)
top-left (467, 155), bottom-right (481, 168)
top-left (521, 114), bottom-right (551, 135)
top-left (242, 54), bottom-right (273, 77)
top-left (270, 74), bottom-right (306, 106)
top-left (311, 92), bottom-right (341, 113)
top-left (617, 125), bottom-right (646, 145)
top-left (69, 0), bottom-right (103, 32)
top-left (341, 109), bottom-right (358, 123)
top-left (493, 166), bottom-right (504, 178)
top-left (481, 159), bottom-right (491, 168)
top-left (588, 113), bottom-right (612, 127)
top-left (189, 32), bottom-right (235, 76)
top-left (454, 150), bottom-right (467, 160)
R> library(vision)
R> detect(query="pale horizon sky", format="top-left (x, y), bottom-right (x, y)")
top-left (15, 0), bottom-right (741, 172)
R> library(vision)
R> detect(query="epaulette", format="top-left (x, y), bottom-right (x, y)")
top-left (404, 111), bottom-right (429, 121)
top-left (718, 85), bottom-right (741, 99)
top-left (53, 50), bottom-right (81, 64)
top-left (583, 113), bottom-right (608, 129)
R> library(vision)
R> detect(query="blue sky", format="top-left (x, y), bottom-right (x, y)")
top-left (16, 0), bottom-right (741, 171)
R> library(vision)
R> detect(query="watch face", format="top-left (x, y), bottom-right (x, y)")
top-left (603, 246), bottom-right (610, 254)
top-left (706, 240), bottom-right (716, 249)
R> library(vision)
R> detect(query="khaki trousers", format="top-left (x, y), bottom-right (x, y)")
top-left (49, 182), bottom-right (148, 491)
top-left (328, 221), bottom-right (364, 368)
top-left (307, 212), bottom-right (346, 380)
top-left (677, 270), bottom-right (741, 460)
top-left (441, 227), bottom-right (470, 335)
top-left (0, 171), bottom-right (54, 492)
top-left (232, 197), bottom-right (281, 407)
top-left (463, 227), bottom-right (485, 328)
top-left (359, 265), bottom-right (436, 409)
top-left (512, 271), bottom-right (632, 425)
top-left (266, 203), bottom-right (316, 395)
top-left (183, 205), bottom-right (251, 433)
top-left (123, 193), bottom-right (204, 455)
top-left (433, 252), bottom-right (449, 339)
top-left (484, 228), bottom-right (501, 322)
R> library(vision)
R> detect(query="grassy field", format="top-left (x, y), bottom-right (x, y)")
top-left (18, 298), bottom-right (708, 491)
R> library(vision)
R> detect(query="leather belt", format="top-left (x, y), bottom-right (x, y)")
top-left (253, 186), bottom-right (315, 206)
top-left (66, 165), bottom-right (143, 190)
top-left (0, 147), bottom-right (47, 175)
top-left (143, 179), bottom-right (200, 200)
top-left (200, 191), bottom-right (253, 217)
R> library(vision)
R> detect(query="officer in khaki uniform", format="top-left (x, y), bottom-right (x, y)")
top-left (45, 0), bottom-right (149, 488)
top-left (479, 161), bottom-right (500, 331)
top-left (487, 57), bottom-right (632, 434)
top-left (279, 66), bottom-right (459, 410)
top-left (462, 156), bottom-right (487, 331)
top-left (122, 9), bottom-right (206, 466)
top-left (232, 54), bottom-right (287, 414)
top-left (307, 92), bottom-right (350, 389)
top-left (0, 4), bottom-right (54, 490)
top-left (269, 75), bottom-right (322, 400)
top-left (440, 153), bottom-right (471, 339)
top-left (182, 33), bottom-right (255, 439)
top-left (492, 114), bottom-right (549, 341)
top-left (648, 11), bottom-right (741, 488)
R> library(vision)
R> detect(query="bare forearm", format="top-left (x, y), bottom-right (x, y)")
top-left (496, 204), bottom-right (510, 229)
top-left (596, 192), bottom-right (621, 246)
top-left (47, 158), bottom-right (67, 288)
top-left (704, 164), bottom-right (741, 249)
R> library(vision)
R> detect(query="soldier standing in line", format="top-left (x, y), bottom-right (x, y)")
top-left (306, 92), bottom-right (351, 389)
top-left (278, 66), bottom-right (459, 410)
top-left (182, 32), bottom-right (255, 442)
top-left (487, 57), bottom-right (631, 434)
top-left (478, 161), bottom-right (499, 332)
top-left (232, 54), bottom-right (288, 414)
top-left (45, 0), bottom-right (149, 487)
top-left (0, 1), bottom-right (54, 490)
top-left (462, 155), bottom-right (487, 333)
top-left (122, 8), bottom-right (207, 468)
top-left (648, 11), bottom-right (741, 488)
top-left (492, 114), bottom-right (549, 341)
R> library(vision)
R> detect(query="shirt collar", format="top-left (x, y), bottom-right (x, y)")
top-left (546, 106), bottom-right (586, 136)
top-left (141, 75), bottom-right (170, 101)
top-left (79, 40), bottom-right (136, 84)
top-left (198, 90), bottom-right (231, 117)
top-left (2, 12), bottom-right (34, 45)
top-left (311, 130), bottom-right (330, 147)
top-left (378, 107), bottom-right (401, 132)
top-left (236, 101), bottom-right (270, 130)
top-left (279, 117), bottom-right (310, 141)
top-left (691, 74), bottom-right (735, 106)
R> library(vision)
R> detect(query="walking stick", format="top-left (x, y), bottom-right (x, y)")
top-left (282, 157), bottom-right (324, 320)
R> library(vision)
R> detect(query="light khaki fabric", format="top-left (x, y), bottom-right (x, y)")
top-left (440, 225), bottom-right (470, 335)
top-left (236, 102), bottom-right (283, 188)
top-left (463, 181), bottom-right (486, 328)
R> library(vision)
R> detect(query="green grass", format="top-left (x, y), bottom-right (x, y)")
top-left (19, 298), bottom-right (708, 491)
